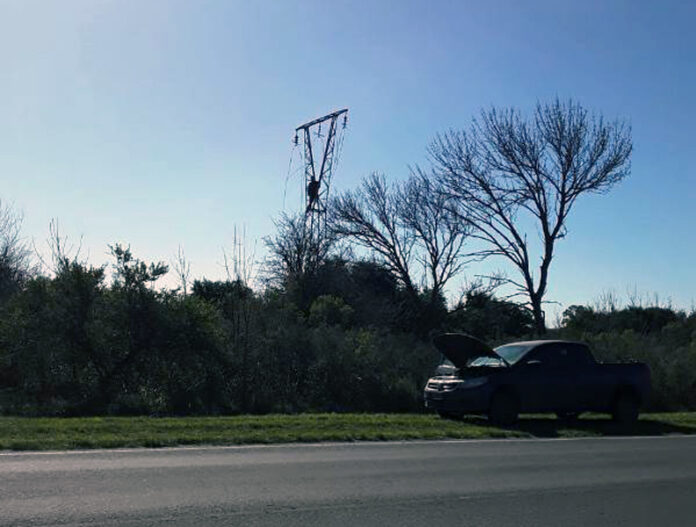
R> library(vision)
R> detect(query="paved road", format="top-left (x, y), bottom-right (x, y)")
top-left (2, 436), bottom-right (696, 526)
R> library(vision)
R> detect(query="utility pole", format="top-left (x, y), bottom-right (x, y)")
top-left (293, 108), bottom-right (348, 239)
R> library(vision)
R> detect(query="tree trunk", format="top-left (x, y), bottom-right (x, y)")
top-left (531, 296), bottom-right (546, 335)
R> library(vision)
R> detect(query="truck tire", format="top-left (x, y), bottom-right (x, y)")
top-left (488, 391), bottom-right (519, 426)
top-left (612, 390), bottom-right (639, 424)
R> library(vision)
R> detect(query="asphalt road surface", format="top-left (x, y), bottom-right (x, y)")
top-left (2, 436), bottom-right (696, 526)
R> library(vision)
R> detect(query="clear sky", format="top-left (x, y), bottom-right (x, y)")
top-left (2, 0), bottom-right (695, 316)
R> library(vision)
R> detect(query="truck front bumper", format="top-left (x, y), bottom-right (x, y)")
top-left (423, 385), bottom-right (490, 415)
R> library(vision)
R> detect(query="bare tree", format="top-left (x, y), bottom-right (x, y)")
top-left (399, 172), bottom-right (473, 303)
top-left (223, 225), bottom-right (258, 287)
top-left (331, 174), bottom-right (418, 297)
top-left (430, 99), bottom-right (632, 333)
top-left (172, 245), bottom-right (192, 295)
top-left (220, 225), bottom-right (259, 413)
top-left (33, 219), bottom-right (86, 275)
top-left (0, 200), bottom-right (33, 300)
top-left (331, 172), bottom-right (472, 304)
top-left (264, 212), bottom-right (335, 287)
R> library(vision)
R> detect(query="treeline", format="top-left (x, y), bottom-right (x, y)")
top-left (0, 240), bottom-right (694, 415)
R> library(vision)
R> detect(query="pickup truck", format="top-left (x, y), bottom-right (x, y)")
top-left (423, 334), bottom-right (650, 425)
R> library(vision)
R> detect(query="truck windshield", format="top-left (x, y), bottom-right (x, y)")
top-left (468, 344), bottom-right (534, 367)
top-left (494, 344), bottom-right (534, 365)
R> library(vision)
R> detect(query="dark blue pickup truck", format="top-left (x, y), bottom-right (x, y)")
top-left (423, 334), bottom-right (651, 425)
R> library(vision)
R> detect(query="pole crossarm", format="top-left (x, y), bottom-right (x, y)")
top-left (295, 108), bottom-right (348, 133)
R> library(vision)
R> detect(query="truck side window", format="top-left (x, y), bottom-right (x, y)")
top-left (532, 344), bottom-right (573, 370)
top-left (566, 344), bottom-right (593, 366)
top-left (532, 343), bottom-right (592, 370)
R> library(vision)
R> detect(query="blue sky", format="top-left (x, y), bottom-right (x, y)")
top-left (2, 0), bottom-right (695, 316)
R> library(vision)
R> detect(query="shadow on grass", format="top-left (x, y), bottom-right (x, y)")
top-left (458, 415), bottom-right (696, 438)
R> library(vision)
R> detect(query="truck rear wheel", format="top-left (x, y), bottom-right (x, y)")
top-left (612, 391), bottom-right (639, 424)
top-left (488, 391), bottom-right (519, 426)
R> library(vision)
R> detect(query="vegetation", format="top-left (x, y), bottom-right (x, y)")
top-left (0, 233), bottom-right (693, 416)
top-left (2, 412), bottom-right (695, 451)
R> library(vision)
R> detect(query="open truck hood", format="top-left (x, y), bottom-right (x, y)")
top-left (432, 333), bottom-right (501, 369)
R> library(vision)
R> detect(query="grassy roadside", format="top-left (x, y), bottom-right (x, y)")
top-left (1, 412), bottom-right (695, 452)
